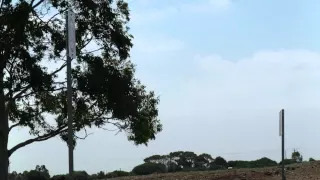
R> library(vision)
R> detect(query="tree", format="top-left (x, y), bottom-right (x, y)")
top-left (213, 156), bottom-right (227, 167)
top-left (309, 157), bottom-right (315, 162)
top-left (8, 171), bottom-right (18, 180)
top-left (105, 170), bottom-right (130, 178)
top-left (16, 165), bottom-right (51, 180)
top-left (132, 162), bottom-right (166, 175)
top-left (26, 170), bottom-right (48, 180)
top-left (0, 0), bottom-right (162, 179)
top-left (96, 171), bottom-right (105, 179)
top-left (144, 155), bottom-right (169, 165)
top-left (169, 151), bottom-right (197, 169)
top-left (291, 150), bottom-right (303, 163)
top-left (279, 159), bottom-right (296, 165)
top-left (251, 157), bottom-right (277, 168)
top-left (35, 165), bottom-right (50, 179)
top-left (194, 153), bottom-right (213, 168)
top-left (51, 174), bottom-right (67, 180)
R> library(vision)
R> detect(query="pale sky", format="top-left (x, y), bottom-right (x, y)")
top-left (8, 0), bottom-right (320, 176)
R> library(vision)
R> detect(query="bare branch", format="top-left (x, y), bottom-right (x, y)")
top-left (8, 125), bottom-right (67, 157)
top-left (32, 0), bottom-right (45, 9)
top-left (81, 48), bottom-right (103, 55)
top-left (103, 120), bottom-right (130, 135)
top-left (81, 35), bottom-right (93, 49)
top-left (101, 127), bottom-right (118, 131)
top-left (75, 128), bottom-right (93, 140)
top-left (46, 12), bottom-right (61, 23)
top-left (8, 123), bottom-right (20, 133)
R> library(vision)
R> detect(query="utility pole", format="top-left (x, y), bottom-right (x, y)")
top-left (66, 8), bottom-right (76, 180)
top-left (279, 109), bottom-right (286, 180)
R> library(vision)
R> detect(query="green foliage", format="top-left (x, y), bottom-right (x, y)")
top-left (0, 0), bottom-right (162, 147)
top-left (214, 156), bottom-right (227, 167)
top-left (70, 171), bottom-right (89, 180)
top-left (168, 151), bottom-right (198, 169)
top-left (208, 164), bottom-right (225, 170)
top-left (24, 165), bottom-right (51, 180)
top-left (194, 153), bottom-right (214, 168)
top-left (35, 165), bottom-right (50, 179)
top-left (144, 155), bottom-right (169, 165)
top-left (132, 162), bottom-right (167, 175)
top-left (228, 157), bottom-right (277, 169)
top-left (279, 159), bottom-right (296, 165)
top-left (0, 0), bottom-right (162, 178)
top-left (8, 165), bottom-right (51, 180)
top-left (167, 162), bottom-right (181, 172)
top-left (50, 175), bottom-right (66, 180)
top-left (50, 171), bottom-right (88, 180)
top-left (105, 170), bottom-right (130, 178)
top-left (228, 160), bottom-right (251, 168)
top-left (309, 157), bottom-right (316, 162)
top-left (26, 170), bottom-right (49, 180)
top-left (291, 150), bottom-right (303, 163)
top-left (250, 157), bottom-right (278, 168)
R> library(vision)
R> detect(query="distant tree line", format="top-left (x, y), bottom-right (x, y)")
top-left (8, 150), bottom-right (312, 180)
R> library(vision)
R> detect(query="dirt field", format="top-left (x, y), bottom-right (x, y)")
top-left (110, 161), bottom-right (320, 180)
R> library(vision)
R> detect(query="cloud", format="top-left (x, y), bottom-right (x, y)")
top-left (150, 49), bottom-right (320, 163)
top-left (177, 49), bottom-right (320, 114)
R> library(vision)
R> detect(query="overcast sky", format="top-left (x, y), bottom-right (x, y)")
top-left (8, 0), bottom-right (320, 176)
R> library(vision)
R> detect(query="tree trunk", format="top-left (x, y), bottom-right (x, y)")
top-left (0, 72), bottom-right (9, 180)
top-left (0, 132), bottom-right (8, 180)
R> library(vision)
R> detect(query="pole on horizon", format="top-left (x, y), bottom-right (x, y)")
top-left (66, 8), bottom-right (76, 180)
top-left (279, 109), bottom-right (286, 180)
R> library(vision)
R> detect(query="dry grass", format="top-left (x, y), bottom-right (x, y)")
top-left (109, 161), bottom-right (320, 180)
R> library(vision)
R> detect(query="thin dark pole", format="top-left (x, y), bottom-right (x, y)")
top-left (281, 109), bottom-right (285, 180)
top-left (66, 10), bottom-right (74, 180)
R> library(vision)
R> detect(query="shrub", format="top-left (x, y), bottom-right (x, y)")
top-left (214, 156), bottom-right (228, 167)
top-left (208, 164), bottom-right (225, 171)
top-left (309, 158), bottom-right (316, 162)
top-left (25, 170), bottom-right (49, 180)
top-left (132, 162), bottom-right (166, 175)
top-left (279, 159), bottom-right (296, 165)
top-left (50, 175), bottom-right (66, 180)
top-left (105, 170), bottom-right (130, 178)
top-left (251, 157), bottom-right (277, 168)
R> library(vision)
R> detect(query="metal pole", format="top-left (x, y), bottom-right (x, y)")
top-left (66, 11), bottom-right (74, 180)
top-left (281, 109), bottom-right (285, 180)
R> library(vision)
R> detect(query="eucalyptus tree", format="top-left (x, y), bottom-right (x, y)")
top-left (0, 0), bottom-right (162, 179)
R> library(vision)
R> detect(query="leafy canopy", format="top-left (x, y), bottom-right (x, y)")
top-left (0, 0), bottom-right (162, 156)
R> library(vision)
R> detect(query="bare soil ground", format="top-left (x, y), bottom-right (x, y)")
top-left (110, 161), bottom-right (320, 180)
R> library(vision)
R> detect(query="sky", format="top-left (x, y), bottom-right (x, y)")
top-left (8, 0), bottom-right (320, 176)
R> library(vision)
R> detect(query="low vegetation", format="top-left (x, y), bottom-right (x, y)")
top-left (8, 149), bottom-right (312, 180)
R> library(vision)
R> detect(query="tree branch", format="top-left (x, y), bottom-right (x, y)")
top-left (103, 120), bottom-right (130, 135)
top-left (81, 47), bottom-right (103, 55)
top-left (32, 0), bottom-right (45, 9)
top-left (8, 125), bottom-right (67, 157)
top-left (75, 128), bottom-right (93, 140)
top-left (18, 87), bottom-right (66, 99)
top-left (11, 63), bottom-right (66, 100)
top-left (8, 123), bottom-right (20, 133)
